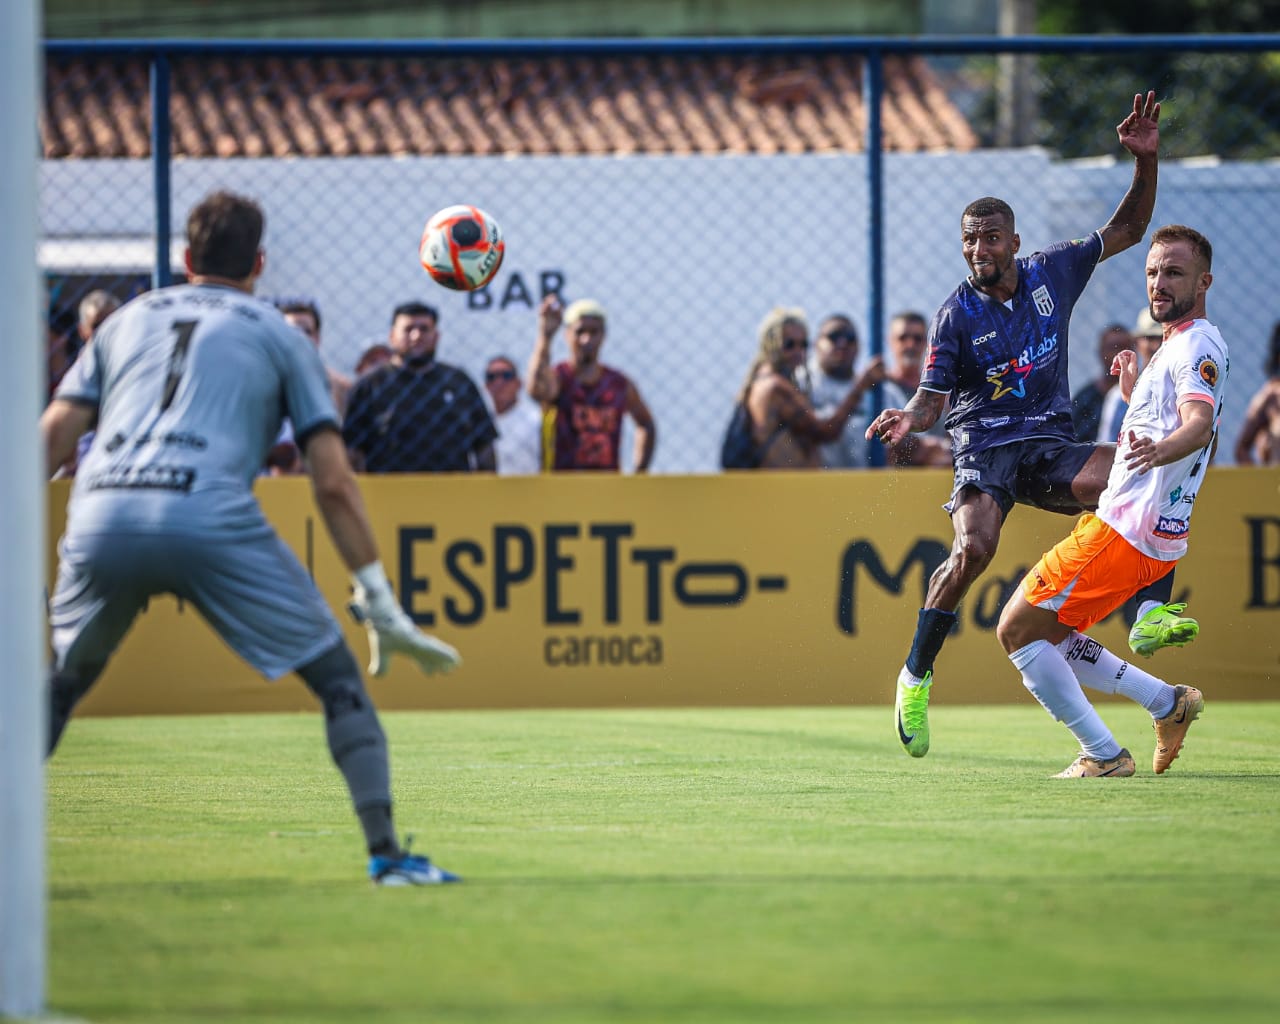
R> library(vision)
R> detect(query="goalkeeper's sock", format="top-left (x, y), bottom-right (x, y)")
top-left (298, 642), bottom-right (398, 855)
top-left (48, 662), bottom-right (105, 757)
top-left (360, 806), bottom-right (400, 858)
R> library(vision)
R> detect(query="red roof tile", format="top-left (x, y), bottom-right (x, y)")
top-left (42, 52), bottom-right (979, 159)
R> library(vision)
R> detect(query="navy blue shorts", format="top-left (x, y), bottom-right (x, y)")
top-left (945, 438), bottom-right (1102, 520)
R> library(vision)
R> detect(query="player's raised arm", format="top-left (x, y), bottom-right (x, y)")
top-left (527, 294), bottom-right (562, 404)
top-left (1098, 91), bottom-right (1160, 262)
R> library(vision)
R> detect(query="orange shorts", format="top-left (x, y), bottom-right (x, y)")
top-left (1020, 514), bottom-right (1175, 632)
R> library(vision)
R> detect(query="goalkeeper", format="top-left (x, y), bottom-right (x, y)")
top-left (41, 189), bottom-right (461, 887)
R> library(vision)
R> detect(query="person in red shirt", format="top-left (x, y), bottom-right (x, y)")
top-left (527, 296), bottom-right (657, 472)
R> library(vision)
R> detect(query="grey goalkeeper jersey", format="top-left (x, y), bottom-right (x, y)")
top-left (56, 283), bottom-right (339, 538)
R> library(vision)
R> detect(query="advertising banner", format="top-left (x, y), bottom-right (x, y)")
top-left (53, 468), bottom-right (1280, 717)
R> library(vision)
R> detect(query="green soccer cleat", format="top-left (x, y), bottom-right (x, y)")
top-left (894, 668), bottom-right (932, 758)
top-left (1128, 603), bottom-right (1200, 658)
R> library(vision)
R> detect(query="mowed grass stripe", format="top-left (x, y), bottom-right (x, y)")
top-left (46, 704), bottom-right (1280, 1024)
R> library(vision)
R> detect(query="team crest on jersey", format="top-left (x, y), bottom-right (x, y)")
top-left (1032, 285), bottom-right (1054, 317)
top-left (1197, 356), bottom-right (1219, 387)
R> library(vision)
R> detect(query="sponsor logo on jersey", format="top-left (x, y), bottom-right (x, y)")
top-left (1169, 486), bottom-right (1183, 503)
top-left (973, 330), bottom-right (997, 346)
top-left (1197, 356), bottom-right (1219, 387)
top-left (86, 464), bottom-right (197, 492)
top-left (1032, 285), bottom-right (1055, 317)
top-left (986, 358), bottom-right (1034, 400)
top-left (1153, 515), bottom-right (1190, 540)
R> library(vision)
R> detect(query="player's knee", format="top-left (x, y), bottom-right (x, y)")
top-left (995, 608), bottom-right (1021, 654)
top-left (298, 642), bottom-right (371, 720)
top-left (953, 535), bottom-right (996, 578)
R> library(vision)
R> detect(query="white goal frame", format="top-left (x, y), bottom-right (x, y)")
top-left (0, 0), bottom-right (47, 1017)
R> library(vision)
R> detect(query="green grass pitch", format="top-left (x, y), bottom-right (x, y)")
top-left (46, 703), bottom-right (1280, 1024)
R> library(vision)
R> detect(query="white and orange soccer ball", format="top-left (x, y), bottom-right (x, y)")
top-left (418, 205), bottom-right (505, 291)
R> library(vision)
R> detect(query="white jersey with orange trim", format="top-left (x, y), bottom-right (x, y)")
top-left (1097, 318), bottom-right (1228, 561)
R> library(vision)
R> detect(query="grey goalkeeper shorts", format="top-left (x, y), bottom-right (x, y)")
top-left (50, 529), bottom-right (343, 680)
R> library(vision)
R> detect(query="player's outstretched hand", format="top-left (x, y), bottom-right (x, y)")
top-left (1117, 90), bottom-right (1160, 159)
top-left (348, 563), bottom-right (462, 678)
top-left (865, 407), bottom-right (911, 445)
top-left (1110, 348), bottom-right (1140, 401)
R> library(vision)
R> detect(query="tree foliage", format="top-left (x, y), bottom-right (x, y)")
top-left (962, 3), bottom-right (1280, 159)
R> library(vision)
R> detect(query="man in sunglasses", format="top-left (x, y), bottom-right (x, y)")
top-left (483, 355), bottom-right (544, 475)
top-left (809, 314), bottom-right (886, 469)
top-left (880, 311), bottom-right (952, 468)
top-left (865, 91), bottom-right (1197, 759)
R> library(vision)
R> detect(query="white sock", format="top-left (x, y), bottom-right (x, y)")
top-left (898, 665), bottom-right (927, 688)
top-left (1137, 599), bottom-right (1162, 620)
top-left (1057, 632), bottom-right (1176, 718)
top-left (1009, 639), bottom-right (1123, 760)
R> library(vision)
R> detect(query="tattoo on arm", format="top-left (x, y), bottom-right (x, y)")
top-left (903, 391), bottom-right (946, 432)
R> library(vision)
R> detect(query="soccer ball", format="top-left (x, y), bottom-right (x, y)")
top-left (418, 205), bottom-right (505, 291)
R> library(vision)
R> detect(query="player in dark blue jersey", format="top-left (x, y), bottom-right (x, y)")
top-left (866, 91), bottom-right (1197, 758)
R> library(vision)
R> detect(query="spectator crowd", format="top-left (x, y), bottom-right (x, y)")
top-left (44, 285), bottom-right (1280, 476)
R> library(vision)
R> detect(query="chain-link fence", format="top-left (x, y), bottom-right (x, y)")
top-left (40, 36), bottom-right (1280, 473)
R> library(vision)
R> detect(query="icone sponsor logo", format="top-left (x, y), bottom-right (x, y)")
top-left (394, 522), bottom-right (787, 667)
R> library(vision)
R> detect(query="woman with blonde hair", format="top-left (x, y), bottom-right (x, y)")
top-left (738, 307), bottom-right (883, 469)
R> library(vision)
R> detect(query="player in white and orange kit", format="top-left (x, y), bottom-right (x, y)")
top-left (996, 225), bottom-right (1227, 778)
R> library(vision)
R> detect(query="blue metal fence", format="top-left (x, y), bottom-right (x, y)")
top-left (40, 34), bottom-right (1280, 472)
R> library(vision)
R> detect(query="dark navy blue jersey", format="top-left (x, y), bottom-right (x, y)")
top-left (920, 232), bottom-right (1104, 458)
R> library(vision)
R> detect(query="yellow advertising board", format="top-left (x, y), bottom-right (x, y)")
top-left (51, 467), bottom-right (1280, 717)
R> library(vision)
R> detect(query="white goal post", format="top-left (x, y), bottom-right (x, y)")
top-left (0, 0), bottom-right (47, 1017)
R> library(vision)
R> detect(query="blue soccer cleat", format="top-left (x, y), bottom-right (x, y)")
top-left (369, 838), bottom-right (461, 886)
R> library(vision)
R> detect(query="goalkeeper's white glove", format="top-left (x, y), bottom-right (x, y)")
top-left (348, 562), bottom-right (461, 677)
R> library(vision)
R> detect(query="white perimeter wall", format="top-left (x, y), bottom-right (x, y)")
top-left (41, 152), bottom-right (1280, 472)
